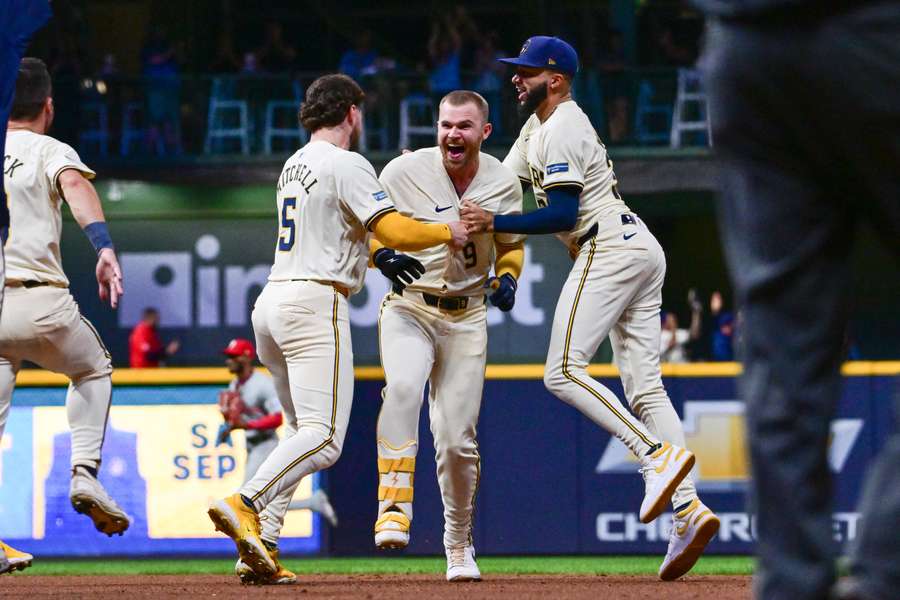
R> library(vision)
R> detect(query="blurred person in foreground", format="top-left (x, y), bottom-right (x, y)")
top-left (216, 338), bottom-right (338, 584)
top-left (128, 307), bottom-right (180, 367)
top-left (694, 1), bottom-right (900, 599)
top-left (0, 0), bottom-right (51, 576)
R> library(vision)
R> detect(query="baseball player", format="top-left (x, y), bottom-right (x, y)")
top-left (0, 57), bottom-right (131, 573)
top-left (216, 338), bottom-right (338, 584)
top-left (207, 74), bottom-right (468, 584)
top-left (461, 37), bottom-right (719, 581)
top-left (371, 90), bottom-right (524, 582)
top-left (0, 0), bottom-right (51, 577)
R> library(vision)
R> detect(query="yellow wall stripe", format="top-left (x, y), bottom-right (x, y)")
top-left (13, 361), bottom-right (899, 387)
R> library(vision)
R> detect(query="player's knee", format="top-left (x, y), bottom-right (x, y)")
top-left (317, 435), bottom-right (343, 470)
top-left (69, 358), bottom-right (113, 385)
top-left (384, 379), bottom-right (424, 410)
top-left (438, 434), bottom-right (477, 464)
top-left (543, 362), bottom-right (570, 396)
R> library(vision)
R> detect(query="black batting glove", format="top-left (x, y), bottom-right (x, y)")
top-left (374, 248), bottom-right (426, 290)
top-left (488, 273), bottom-right (517, 312)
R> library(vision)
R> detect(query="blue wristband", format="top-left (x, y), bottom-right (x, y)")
top-left (84, 221), bottom-right (114, 253)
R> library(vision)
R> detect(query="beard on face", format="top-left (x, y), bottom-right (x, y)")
top-left (518, 81), bottom-right (548, 118)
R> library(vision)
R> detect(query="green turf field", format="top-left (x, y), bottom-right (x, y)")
top-left (21, 556), bottom-right (754, 577)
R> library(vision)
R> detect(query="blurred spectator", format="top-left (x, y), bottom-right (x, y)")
top-left (427, 16), bottom-right (462, 109)
top-left (256, 22), bottom-right (296, 73)
top-left (339, 30), bottom-right (378, 80)
top-left (712, 310), bottom-right (735, 361)
top-left (660, 299), bottom-right (702, 363)
top-left (129, 308), bottom-right (180, 368)
top-left (211, 29), bottom-right (241, 73)
top-left (656, 25), bottom-right (695, 67)
top-left (472, 31), bottom-right (505, 135)
top-left (48, 36), bottom-right (82, 147)
top-left (98, 53), bottom-right (118, 78)
top-left (241, 51), bottom-right (260, 74)
top-left (141, 26), bottom-right (181, 155)
top-left (598, 29), bottom-right (630, 143)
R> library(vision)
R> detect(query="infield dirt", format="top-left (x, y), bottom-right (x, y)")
top-left (5, 574), bottom-right (750, 598)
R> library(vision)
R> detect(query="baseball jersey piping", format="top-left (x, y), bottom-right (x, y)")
top-left (79, 315), bottom-right (111, 360)
top-left (365, 206), bottom-right (397, 231)
top-left (251, 291), bottom-right (340, 502)
top-left (560, 238), bottom-right (655, 449)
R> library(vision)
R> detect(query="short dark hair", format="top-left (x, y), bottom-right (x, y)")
top-left (439, 90), bottom-right (489, 123)
top-left (299, 74), bottom-right (365, 133)
top-left (11, 58), bottom-right (51, 121)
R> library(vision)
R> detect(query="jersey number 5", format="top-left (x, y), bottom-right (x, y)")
top-left (278, 197), bottom-right (297, 251)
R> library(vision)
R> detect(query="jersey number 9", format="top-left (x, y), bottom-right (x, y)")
top-left (278, 197), bottom-right (297, 251)
top-left (463, 242), bottom-right (477, 268)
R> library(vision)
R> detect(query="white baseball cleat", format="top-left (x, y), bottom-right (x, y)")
top-left (445, 544), bottom-right (481, 582)
top-left (309, 489), bottom-right (339, 527)
top-left (639, 443), bottom-right (695, 523)
top-left (69, 466), bottom-right (132, 536)
top-left (658, 499), bottom-right (720, 581)
top-left (374, 510), bottom-right (410, 549)
top-left (0, 540), bottom-right (33, 574)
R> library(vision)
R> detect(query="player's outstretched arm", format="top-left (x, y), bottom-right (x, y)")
top-left (371, 211), bottom-right (468, 252)
top-left (461, 186), bottom-right (579, 235)
top-left (58, 169), bottom-right (123, 307)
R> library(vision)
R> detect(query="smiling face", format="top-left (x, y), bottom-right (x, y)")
top-left (437, 100), bottom-right (492, 172)
top-left (511, 66), bottom-right (570, 117)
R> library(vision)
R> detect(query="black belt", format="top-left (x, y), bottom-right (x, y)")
top-left (392, 284), bottom-right (470, 311)
top-left (576, 214), bottom-right (637, 248)
top-left (5, 280), bottom-right (52, 289)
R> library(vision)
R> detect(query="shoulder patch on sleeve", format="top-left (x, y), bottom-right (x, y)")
top-left (373, 190), bottom-right (388, 201)
top-left (547, 162), bottom-right (569, 174)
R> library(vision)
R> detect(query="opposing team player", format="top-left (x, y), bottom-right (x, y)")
top-left (207, 74), bottom-right (468, 583)
top-left (1, 58), bottom-right (131, 573)
top-left (461, 37), bottom-right (719, 580)
top-left (371, 91), bottom-right (524, 581)
top-left (216, 338), bottom-right (338, 584)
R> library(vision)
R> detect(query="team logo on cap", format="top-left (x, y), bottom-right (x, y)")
top-left (520, 39), bottom-right (530, 55)
top-left (548, 58), bottom-right (556, 65)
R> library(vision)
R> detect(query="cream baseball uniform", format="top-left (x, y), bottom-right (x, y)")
top-left (504, 100), bottom-right (697, 507)
top-left (374, 148), bottom-right (523, 548)
top-left (0, 130), bottom-right (113, 471)
top-left (239, 140), bottom-right (396, 545)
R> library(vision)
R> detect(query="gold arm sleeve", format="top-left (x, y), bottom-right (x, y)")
top-left (368, 238), bottom-right (387, 268)
top-left (371, 211), bottom-right (451, 252)
top-left (494, 238), bottom-right (525, 280)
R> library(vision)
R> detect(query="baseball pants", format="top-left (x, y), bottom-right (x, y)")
top-left (543, 213), bottom-right (697, 509)
top-left (376, 291), bottom-right (486, 548)
top-left (240, 280), bottom-right (353, 541)
top-left (704, 5), bottom-right (900, 599)
top-left (0, 285), bottom-right (112, 470)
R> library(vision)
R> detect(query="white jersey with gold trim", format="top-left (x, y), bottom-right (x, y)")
top-left (3, 130), bottom-right (96, 286)
top-left (379, 147), bottom-right (523, 296)
top-left (503, 100), bottom-right (629, 249)
top-left (268, 140), bottom-right (396, 294)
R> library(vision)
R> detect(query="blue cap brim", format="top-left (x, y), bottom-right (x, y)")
top-left (497, 56), bottom-right (543, 69)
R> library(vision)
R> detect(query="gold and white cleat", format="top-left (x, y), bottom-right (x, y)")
top-left (235, 547), bottom-right (296, 585)
top-left (659, 499), bottom-right (720, 581)
top-left (374, 510), bottom-right (410, 549)
top-left (639, 443), bottom-right (695, 523)
top-left (69, 467), bottom-right (131, 536)
top-left (208, 494), bottom-right (276, 578)
top-left (0, 541), bottom-right (33, 574)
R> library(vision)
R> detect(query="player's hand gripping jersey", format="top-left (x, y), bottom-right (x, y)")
top-left (379, 148), bottom-right (523, 296)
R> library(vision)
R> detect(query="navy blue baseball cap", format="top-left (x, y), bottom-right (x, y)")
top-left (497, 36), bottom-right (579, 76)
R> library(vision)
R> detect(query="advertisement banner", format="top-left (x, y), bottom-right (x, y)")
top-left (0, 387), bottom-right (322, 556)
